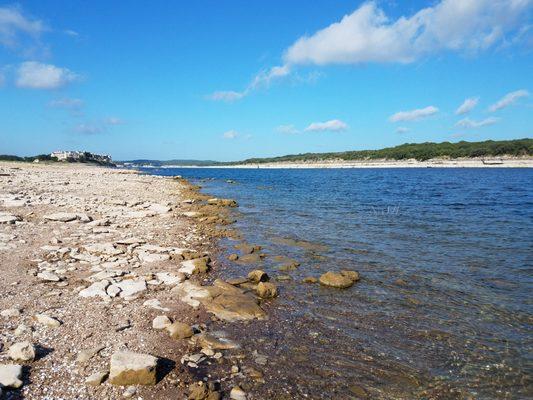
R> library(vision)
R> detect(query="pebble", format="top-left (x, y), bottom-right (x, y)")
top-left (34, 313), bottom-right (61, 328)
top-left (230, 386), bottom-right (247, 400)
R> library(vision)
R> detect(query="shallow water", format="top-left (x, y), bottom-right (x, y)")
top-left (147, 167), bottom-right (533, 399)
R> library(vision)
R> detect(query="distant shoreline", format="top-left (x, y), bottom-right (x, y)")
top-left (132, 157), bottom-right (533, 169)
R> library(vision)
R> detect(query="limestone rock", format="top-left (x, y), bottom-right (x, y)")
top-left (76, 346), bottom-right (104, 364)
top-left (196, 334), bottom-right (239, 350)
top-left (256, 282), bottom-right (278, 298)
top-left (166, 321), bottom-right (193, 339)
top-left (43, 212), bottom-right (79, 222)
top-left (116, 278), bottom-right (147, 298)
top-left (179, 257), bottom-right (209, 275)
top-left (85, 370), bottom-right (108, 386)
top-left (37, 271), bottom-right (61, 282)
top-left (247, 269), bottom-right (269, 283)
top-left (1, 308), bottom-right (22, 318)
top-left (34, 313), bottom-right (61, 328)
top-left (138, 252), bottom-right (170, 263)
top-left (79, 280), bottom-right (110, 299)
top-left (207, 198), bottom-right (238, 207)
top-left (0, 213), bottom-right (22, 224)
top-left (319, 271), bottom-right (359, 289)
top-left (230, 386), bottom-right (247, 400)
top-left (0, 364), bottom-right (23, 388)
top-left (8, 341), bottom-right (35, 362)
top-left (108, 351), bottom-right (158, 386)
top-left (302, 277), bottom-right (318, 284)
top-left (152, 315), bottom-right (172, 330)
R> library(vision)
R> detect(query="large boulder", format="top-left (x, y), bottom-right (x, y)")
top-left (319, 270), bottom-right (360, 289)
top-left (108, 351), bottom-right (158, 386)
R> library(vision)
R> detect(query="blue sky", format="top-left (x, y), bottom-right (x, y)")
top-left (0, 0), bottom-right (532, 161)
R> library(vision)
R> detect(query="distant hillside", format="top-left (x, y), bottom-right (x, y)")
top-left (121, 159), bottom-right (220, 167)
top-left (233, 138), bottom-right (533, 164)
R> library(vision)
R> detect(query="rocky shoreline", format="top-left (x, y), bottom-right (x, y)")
top-left (0, 162), bottom-right (274, 399)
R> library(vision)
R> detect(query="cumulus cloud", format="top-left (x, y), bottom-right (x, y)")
top-left (389, 106), bottom-right (438, 122)
top-left (49, 97), bottom-right (84, 109)
top-left (396, 127), bottom-right (410, 134)
top-left (304, 119), bottom-right (348, 132)
top-left (488, 89), bottom-right (529, 112)
top-left (455, 117), bottom-right (499, 128)
top-left (222, 130), bottom-right (239, 139)
top-left (16, 61), bottom-right (79, 89)
top-left (0, 5), bottom-right (46, 49)
top-left (284, 0), bottom-right (532, 66)
top-left (210, 1), bottom-right (531, 100)
top-left (456, 97), bottom-right (479, 115)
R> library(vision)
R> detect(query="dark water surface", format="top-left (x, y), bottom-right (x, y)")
top-left (147, 167), bottom-right (532, 399)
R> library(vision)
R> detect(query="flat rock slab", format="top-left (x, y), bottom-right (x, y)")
top-left (108, 351), bottom-right (158, 386)
top-left (117, 279), bottom-right (147, 298)
top-left (79, 280), bottom-right (110, 299)
top-left (0, 364), bottom-right (23, 388)
top-left (43, 212), bottom-right (79, 222)
top-left (0, 213), bottom-right (21, 224)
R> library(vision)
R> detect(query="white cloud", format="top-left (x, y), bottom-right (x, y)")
top-left (210, 1), bottom-right (531, 100)
top-left (277, 124), bottom-right (300, 134)
top-left (64, 29), bottom-right (79, 37)
top-left (74, 123), bottom-right (104, 135)
top-left (0, 5), bottom-right (46, 48)
top-left (105, 117), bottom-right (124, 125)
top-left (456, 97), bottom-right (479, 115)
top-left (455, 117), bottom-right (499, 128)
top-left (208, 90), bottom-right (245, 102)
top-left (304, 119), bottom-right (348, 132)
top-left (209, 65), bottom-right (291, 102)
top-left (396, 127), bottom-right (410, 134)
top-left (222, 130), bottom-right (239, 139)
top-left (284, 0), bottom-right (532, 66)
top-left (49, 97), bottom-right (84, 109)
top-left (389, 106), bottom-right (439, 122)
top-left (488, 89), bottom-right (529, 112)
top-left (16, 61), bottom-right (79, 89)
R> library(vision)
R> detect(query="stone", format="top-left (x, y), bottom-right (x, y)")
top-left (302, 277), bottom-right (318, 284)
top-left (179, 257), bottom-right (209, 275)
top-left (116, 278), bottom-right (147, 298)
top-left (14, 324), bottom-right (30, 336)
top-left (256, 282), bottom-right (278, 298)
top-left (148, 203), bottom-right (172, 214)
top-left (37, 271), bottom-right (61, 282)
top-left (247, 270), bottom-right (269, 283)
top-left (230, 386), bottom-right (247, 400)
top-left (143, 299), bottom-right (169, 311)
top-left (156, 271), bottom-right (185, 285)
top-left (319, 271), bottom-right (359, 289)
top-left (207, 198), bottom-right (238, 207)
top-left (152, 315), bottom-right (172, 330)
top-left (76, 346), bottom-right (104, 364)
top-left (196, 334), bottom-right (238, 350)
top-left (188, 381), bottom-right (208, 400)
top-left (84, 243), bottom-right (123, 256)
top-left (107, 284), bottom-right (121, 298)
top-left (85, 370), bottom-right (108, 386)
top-left (227, 253), bottom-right (239, 261)
top-left (166, 321), bottom-right (193, 339)
top-left (0, 213), bottom-right (22, 224)
top-left (183, 211), bottom-right (202, 218)
top-left (43, 212), bottom-right (79, 222)
top-left (138, 252), bottom-right (170, 263)
top-left (79, 280), bottom-right (110, 299)
top-left (108, 351), bottom-right (158, 386)
top-left (34, 313), bottom-right (61, 328)
top-left (0, 364), bottom-right (23, 388)
top-left (1, 308), bottom-right (22, 318)
top-left (123, 386), bottom-right (137, 398)
top-left (8, 341), bottom-right (35, 362)
top-left (340, 270), bottom-right (360, 282)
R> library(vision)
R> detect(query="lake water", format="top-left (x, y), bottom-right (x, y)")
top-left (145, 167), bottom-right (532, 399)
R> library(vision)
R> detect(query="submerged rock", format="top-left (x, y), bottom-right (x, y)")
top-left (302, 277), bottom-right (318, 284)
top-left (247, 269), bottom-right (269, 283)
top-left (319, 270), bottom-right (360, 289)
top-left (108, 351), bottom-right (158, 386)
top-left (256, 282), bottom-right (278, 298)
